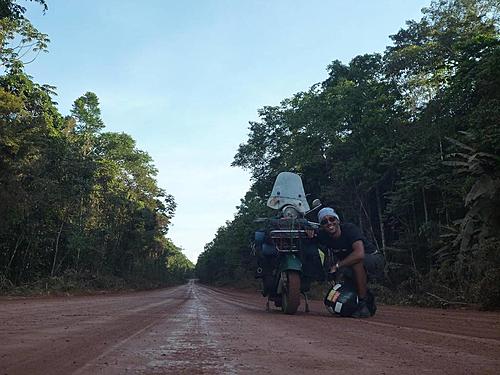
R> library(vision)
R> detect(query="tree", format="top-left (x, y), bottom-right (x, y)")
top-left (0, 3), bottom-right (186, 288)
top-left (0, 1), bottom-right (49, 69)
top-left (201, 0), bottom-right (500, 308)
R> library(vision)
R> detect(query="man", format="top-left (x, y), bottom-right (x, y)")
top-left (309, 207), bottom-right (384, 318)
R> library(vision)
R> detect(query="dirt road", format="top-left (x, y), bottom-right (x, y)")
top-left (1, 280), bottom-right (499, 374)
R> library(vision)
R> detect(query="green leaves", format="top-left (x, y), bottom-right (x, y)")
top-left (200, 0), bottom-right (500, 308)
top-left (71, 92), bottom-right (104, 135)
top-left (0, 5), bottom-right (183, 286)
top-left (0, 15), bottom-right (49, 69)
top-left (0, 0), bottom-right (47, 20)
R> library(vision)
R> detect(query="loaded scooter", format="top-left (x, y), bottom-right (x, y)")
top-left (254, 172), bottom-right (323, 315)
top-left (254, 172), bottom-right (380, 317)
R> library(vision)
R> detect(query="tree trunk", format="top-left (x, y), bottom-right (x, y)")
top-left (412, 201), bottom-right (417, 233)
top-left (76, 195), bottom-right (84, 270)
top-left (422, 187), bottom-right (429, 224)
top-left (358, 203), bottom-right (363, 232)
top-left (439, 137), bottom-right (444, 161)
top-left (357, 192), bottom-right (380, 250)
top-left (17, 238), bottom-right (31, 283)
top-left (442, 191), bottom-right (450, 226)
top-left (376, 187), bottom-right (386, 251)
top-left (51, 221), bottom-right (64, 277)
top-left (6, 235), bottom-right (23, 273)
top-left (76, 247), bottom-right (81, 271)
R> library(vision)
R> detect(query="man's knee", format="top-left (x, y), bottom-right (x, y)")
top-left (364, 252), bottom-right (385, 281)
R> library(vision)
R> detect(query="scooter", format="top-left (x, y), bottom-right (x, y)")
top-left (254, 172), bottom-right (322, 314)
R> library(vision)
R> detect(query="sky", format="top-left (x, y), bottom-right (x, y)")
top-left (24, 0), bottom-right (430, 263)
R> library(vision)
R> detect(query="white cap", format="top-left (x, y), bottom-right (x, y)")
top-left (318, 207), bottom-right (340, 223)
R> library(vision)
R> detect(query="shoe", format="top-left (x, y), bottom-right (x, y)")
top-left (351, 299), bottom-right (371, 318)
top-left (366, 291), bottom-right (377, 316)
top-left (262, 275), bottom-right (274, 297)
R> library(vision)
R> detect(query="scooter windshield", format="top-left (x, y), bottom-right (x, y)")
top-left (267, 172), bottom-right (310, 213)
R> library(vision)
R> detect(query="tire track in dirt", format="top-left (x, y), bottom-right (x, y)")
top-left (73, 280), bottom-right (236, 374)
top-left (1, 286), bottom-right (191, 374)
top-left (1, 281), bottom-right (499, 374)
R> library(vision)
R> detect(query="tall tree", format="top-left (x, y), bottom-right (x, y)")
top-left (200, 0), bottom-right (500, 308)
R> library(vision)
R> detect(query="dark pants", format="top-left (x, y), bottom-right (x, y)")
top-left (333, 251), bottom-right (385, 283)
top-left (364, 251), bottom-right (385, 281)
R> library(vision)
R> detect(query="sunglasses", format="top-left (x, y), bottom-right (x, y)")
top-left (320, 217), bottom-right (338, 226)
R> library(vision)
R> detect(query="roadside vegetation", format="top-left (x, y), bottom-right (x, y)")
top-left (196, 0), bottom-right (500, 309)
top-left (0, 0), bottom-right (194, 295)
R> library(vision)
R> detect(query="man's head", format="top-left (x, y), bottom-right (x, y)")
top-left (318, 207), bottom-right (341, 238)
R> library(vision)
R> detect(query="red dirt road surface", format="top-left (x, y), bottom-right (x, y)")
top-left (1, 280), bottom-right (499, 374)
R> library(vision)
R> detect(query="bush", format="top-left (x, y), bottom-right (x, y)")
top-left (0, 273), bottom-right (14, 292)
top-left (479, 268), bottom-right (500, 310)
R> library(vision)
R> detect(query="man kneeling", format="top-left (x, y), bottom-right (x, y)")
top-left (309, 207), bottom-right (384, 318)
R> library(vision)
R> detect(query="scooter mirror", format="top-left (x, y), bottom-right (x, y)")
top-left (312, 199), bottom-right (322, 208)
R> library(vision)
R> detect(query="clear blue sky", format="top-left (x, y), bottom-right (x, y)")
top-left (25, 0), bottom-right (430, 263)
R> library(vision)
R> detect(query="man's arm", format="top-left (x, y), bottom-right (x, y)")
top-left (330, 240), bottom-right (365, 272)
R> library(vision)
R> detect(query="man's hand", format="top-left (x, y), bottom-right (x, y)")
top-left (305, 229), bottom-right (316, 239)
top-left (329, 261), bottom-right (340, 273)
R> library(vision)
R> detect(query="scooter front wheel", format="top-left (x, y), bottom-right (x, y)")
top-left (282, 271), bottom-right (300, 314)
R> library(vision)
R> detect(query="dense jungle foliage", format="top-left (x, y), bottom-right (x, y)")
top-left (196, 0), bottom-right (500, 309)
top-left (0, 0), bottom-right (193, 293)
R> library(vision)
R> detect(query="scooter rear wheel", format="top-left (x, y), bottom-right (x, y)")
top-left (282, 271), bottom-right (300, 314)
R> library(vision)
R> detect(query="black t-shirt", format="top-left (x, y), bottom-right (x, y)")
top-left (317, 223), bottom-right (377, 260)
